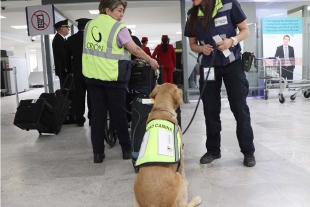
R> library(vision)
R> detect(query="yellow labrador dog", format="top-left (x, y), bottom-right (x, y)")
top-left (133, 83), bottom-right (201, 207)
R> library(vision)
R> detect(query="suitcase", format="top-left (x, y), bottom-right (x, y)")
top-left (38, 92), bottom-right (71, 134)
top-left (131, 94), bottom-right (182, 172)
top-left (14, 76), bottom-right (73, 135)
top-left (13, 99), bottom-right (54, 133)
top-left (129, 65), bottom-right (156, 94)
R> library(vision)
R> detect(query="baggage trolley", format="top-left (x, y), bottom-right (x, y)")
top-left (257, 56), bottom-right (286, 103)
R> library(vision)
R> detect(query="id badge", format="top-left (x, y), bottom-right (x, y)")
top-left (204, 67), bottom-right (215, 81)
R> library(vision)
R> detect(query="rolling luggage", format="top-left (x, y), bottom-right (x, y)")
top-left (129, 64), bottom-right (156, 94)
top-left (13, 99), bottom-right (54, 132)
top-left (131, 94), bottom-right (181, 172)
top-left (13, 76), bottom-right (73, 135)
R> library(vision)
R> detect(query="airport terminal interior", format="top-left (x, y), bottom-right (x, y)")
top-left (1, 0), bottom-right (310, 206)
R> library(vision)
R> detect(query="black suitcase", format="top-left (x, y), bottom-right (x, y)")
top-left (131, 94), bottom-right (181, 172)
top-left (13, 99), bottom-right (54, 132)
top-left (38, 92), bottom-right (71, 134)
top-left (129, 65), bottom-right (157, 94)
top-left (14, 77), bottom-right (73, 135)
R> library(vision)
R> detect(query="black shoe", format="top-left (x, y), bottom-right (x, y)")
top-left (94, 153), bottom-right (105, 163)
top-left (243, 154), bottom-right (256, 167)
top-left (200, 152), bottom-right (221, 164)
top-left (122, 150), bottom-right (131, 160)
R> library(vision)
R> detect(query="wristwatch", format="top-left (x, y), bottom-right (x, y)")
top-left (230, 37), bottom-right (238, 47)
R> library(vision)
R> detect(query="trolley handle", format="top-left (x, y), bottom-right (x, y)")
top-left (256, 57), bottom-right (277, 60)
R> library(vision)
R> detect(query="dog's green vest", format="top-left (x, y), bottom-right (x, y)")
top-left (135, 120), bottom-right (181, 167)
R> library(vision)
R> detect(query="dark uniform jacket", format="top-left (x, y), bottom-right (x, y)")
top-left (52, 33), bottom-right (66, 77)
top-left (131, 35), bottom-right (142, 60)
top-left (65, 30), bottom-right (85, 81)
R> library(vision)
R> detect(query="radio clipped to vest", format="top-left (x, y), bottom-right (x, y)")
top-left (242, 52), bottom-right (255, 72)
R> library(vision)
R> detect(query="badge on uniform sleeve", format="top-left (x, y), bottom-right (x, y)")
top-left (204, 67), bottom-right (215, 81)
top-left (214, 16), bottom-right (228, 27)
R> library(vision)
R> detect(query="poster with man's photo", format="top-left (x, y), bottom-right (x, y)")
top-left (262, 18), bottom-right (303, 81)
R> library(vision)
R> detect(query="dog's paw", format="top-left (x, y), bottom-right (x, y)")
top-left (193, 196), bottom-right (202, 206)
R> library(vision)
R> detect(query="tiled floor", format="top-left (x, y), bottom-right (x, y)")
top-left (1, 87), bottom-right (310, 207)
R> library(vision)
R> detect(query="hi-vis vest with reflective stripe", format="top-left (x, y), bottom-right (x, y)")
top-left (189, 0), bottom-right (241, 67)
top-left (82, 14), bottom-right (131, 81)
top-left (135, 119), bottom-right (181, 167)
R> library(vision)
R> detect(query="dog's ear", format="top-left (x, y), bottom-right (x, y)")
top-left (150, 85), bottom-right (160, 99)
top-left (173, 88), bottom-right (184, 105)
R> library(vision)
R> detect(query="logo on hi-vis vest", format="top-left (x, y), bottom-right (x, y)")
top-left (87, 26), bottom-right (104, 51)
top-left (146, 123), bottom-right (173, 132)
top-left (91, 26), bottom-right (102, 43)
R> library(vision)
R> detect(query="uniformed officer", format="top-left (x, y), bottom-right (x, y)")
top-left (65, 18), bottom-right (92, 127)
top-left (141, 37), bottom-right (151, 56)
top-left (128, 29), bottom-right (142, 60)
top-left (184, 0), bottom-right (256, 167)
top-left (52, 19), bottom-right (69, 87)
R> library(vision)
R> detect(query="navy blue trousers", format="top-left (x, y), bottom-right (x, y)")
top-left (199, 59), bottom-right (255, 155)
top-left (88, 84), bottom-right (131, 154)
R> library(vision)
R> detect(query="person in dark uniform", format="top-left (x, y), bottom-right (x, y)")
top-left (184, 0), bottom-right (255, 167)
top-left (52, 19), bottom-right (70, 88)
top-left (65, 18), bottom-right (92, 127)
top-left (275, 35), bottom-right (295, 80)
top-left (128, 29), bottom-right (142, 60)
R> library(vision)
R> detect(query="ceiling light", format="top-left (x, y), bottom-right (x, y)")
top-left (176, 31), bottom-right (182, 34)
top-left (0, 16), bottom-right (6, 18)
top-left (308, 6), bottom-right (310, 10)
top-left (89, 10), bottom-right (99, 14)
top-left (29, 50), bottom-right (36, 52)
top-left (247, 23), bottom-right (254, 26)
top-left (11, 25), bottom-right (28, 29)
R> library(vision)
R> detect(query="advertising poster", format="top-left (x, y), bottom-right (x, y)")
top-left (262, 18), bottom-right (303, 80)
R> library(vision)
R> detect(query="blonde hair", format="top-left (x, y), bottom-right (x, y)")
top-left (98, 0), bottom-right (127, 14)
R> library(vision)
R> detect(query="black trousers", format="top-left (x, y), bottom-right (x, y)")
top-left (58, 69), bottom-right (67, 89)
top-left (88, 84), bottom-right (131, 154)
top-left (199, 59), bottom-right (255, 156)
top-left (74, 79), bottom-right (91, 124)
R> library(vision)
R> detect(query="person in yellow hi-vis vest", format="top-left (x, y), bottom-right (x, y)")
top-left (82, 0), bottom-right (159, 163)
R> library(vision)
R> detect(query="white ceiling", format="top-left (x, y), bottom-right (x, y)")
top-left (0, 0), bottom-right (309, 53)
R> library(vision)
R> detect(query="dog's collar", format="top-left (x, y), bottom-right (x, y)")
top-left (152, 107), bottom-right (176, 119)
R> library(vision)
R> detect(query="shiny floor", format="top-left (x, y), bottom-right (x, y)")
top-left (1, 87), bottom-right (310, 207)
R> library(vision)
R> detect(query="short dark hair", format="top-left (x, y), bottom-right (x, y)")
top-left (98, 0), bottom-right (127, 15)
top-left (283, 35), bottom-right (290, 40)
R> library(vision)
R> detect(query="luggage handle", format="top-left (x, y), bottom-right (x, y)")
top-left (57, 75), bottom-right (74, 124)
top-left (60, 75), bottom-right (74, 99)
